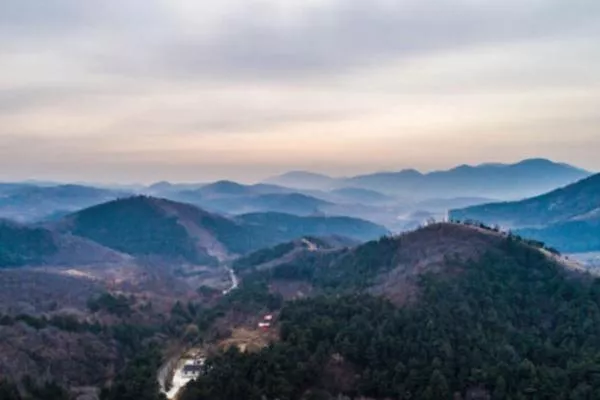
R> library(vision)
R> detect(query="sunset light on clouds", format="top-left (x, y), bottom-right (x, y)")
top-left (1, 0), bottom-right (599, 183)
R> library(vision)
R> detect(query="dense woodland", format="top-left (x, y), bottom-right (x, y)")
top-left (71, 196), bottom-right (216, 264)
top-left (181, 238), bottom-right (600, 399)
top-left (4, 224), bottom-right (600, 399)
top-left (0, 223), bottom-right (57, 267)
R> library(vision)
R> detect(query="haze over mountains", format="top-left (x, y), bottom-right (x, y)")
top-left (2, 157), bottom-right (600, 400)
top-left (452, 172), bottom-right (600, 253)
top-left (1, 196), bottom-right (387, 269)
top-left (0, 159), bottom-right (592, 237)
top-left (266, 158), bottom-right (590, 199)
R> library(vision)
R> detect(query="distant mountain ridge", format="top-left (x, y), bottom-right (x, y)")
top-left (451, 173), bottom-right (600, 253)
top-left (264, 159), bottom-right (591, 200)
top-left (0, 184), bottom-right (130, 222)
top-left (451, 173), bottom-right (600, 228)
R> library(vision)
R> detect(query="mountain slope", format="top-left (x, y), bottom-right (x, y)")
top-left (242, 222), bottom-right (517, 303)
top-left (450, 173), bottom-right (600, 253)
top-left (53, 197), bottom-right (388, 264)
top-left (0, 184), bottom-right (129, 222)
top-left (263, 171), bottom-right (339, 190)
top-left (329, 187), bottom-right (392, 204)
top-left (232, 235), bottom-right (357, 273)
top-left (181, 222), bottom-right (598, 400)
top-left (235, 212), bottom-right (388, 245)
top-left (0, 220), bottom-right (128, 268)
top-left (0, 220), bottom-right (57, 267)
top-left (176, 191), bottom-right (331, 216)
top-left (451, 172), bottom-right (600, 228)
top-left (55, 196), bottom-right (243, 265)
top-left (517, 219), bottom-right (600, 253)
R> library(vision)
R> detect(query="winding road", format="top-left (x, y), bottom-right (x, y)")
top-left (158, 266), bottom-right (240, 399)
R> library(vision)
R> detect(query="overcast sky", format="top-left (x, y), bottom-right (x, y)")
top-left (1, 0), bottom-right (599, 183)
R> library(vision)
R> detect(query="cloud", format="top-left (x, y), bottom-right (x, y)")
top-left (0, 0), bottom-right (599, 182)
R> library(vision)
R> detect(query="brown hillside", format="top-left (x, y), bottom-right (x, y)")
top-left (368, 223), bottom-right (506, 304)
top-left (254, 223), bottom-right (582, 305)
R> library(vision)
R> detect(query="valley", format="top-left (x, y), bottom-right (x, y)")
top-left (4, 1), bottom-right (599, 398)
top-left (1, 162), bottom-right (600, 400)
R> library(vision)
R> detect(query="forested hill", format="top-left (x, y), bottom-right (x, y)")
top-left (0, 220), bottom-right (127, 268)
top-left (54, 196), bottom-right (249, 265)
top-left (181, 223), bottom-right (600, 400)
top-left (53, 196), bottom-right (387, 265)
top-left (235, 212), bottom-right (388, 244)
top-left (0, 220), bottom-right (57, 267)
top-left (450, 173), bottom-right (600, 253)
top-left (238, 223), bottom-right (518, 303)
top-left (450, 172), bottom-right (600, 228)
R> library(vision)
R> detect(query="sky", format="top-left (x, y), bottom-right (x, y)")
top-left (1, 0), bottom-right (599, 184)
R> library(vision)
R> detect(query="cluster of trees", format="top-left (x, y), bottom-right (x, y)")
top-left (100, 346), bottom-right (166, 400)
top-left (452, 219), bottom-right (563, 255)
top-left (0, 313), bottom-right (102, 333)
top-left (95, 280), bottom-right (286, 400)
top-left (248, 235), bottom-right (401, 291)
top-left (87, 292), bottom-right (133, 317)
top-left (0, 223), bottom-right (57, 267)
top-left (180, 238), bottom-right (600, 399)
top-left (0, 378), bottom-right (68, 400)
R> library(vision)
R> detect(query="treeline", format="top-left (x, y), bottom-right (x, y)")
top-left (0, 313), bottom-right (102, 333)
top-left (100, 346), bottom-right (166, 400)
top-left (0, 378), bottom-right (68, 400)
top-left (451, 219), bottom-right (562, 255)
top-left (180, 238), bottom-right (600, 399)
top-left (87, 292), bottom-right (132, 317)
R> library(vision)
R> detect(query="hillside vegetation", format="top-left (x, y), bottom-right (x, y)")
top-left (451, 173), bottom-right (600, 253)
top-left (181, 224), bottom-right (600, 400)
top-left (451, 173), bottom-right (600, 228)
top-left (240, 223), bottom-right (506, 303)
top-left (236, 212), bottom-right (388, 245)
top-left (0, 221), bottom-right (57, 267)
top-left (63, 196), bottom-right (216, 264)
top-left (50, 196), bottom-right (387, 265)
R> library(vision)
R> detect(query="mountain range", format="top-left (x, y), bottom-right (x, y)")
top-left (266, 158), bottom-right (591, 200)
top-left (2, 187), bottom-right (600, 399)
top-left (1, 196), bottom-right (388, 268)
top-left (451, 172), bottom-right (600, 253)
top-left (0, 184), bottom-right (130, 222)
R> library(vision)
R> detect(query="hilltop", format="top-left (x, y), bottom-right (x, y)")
top-left (53, 196), bottom-right (251, 265)
top-left (236, 222), bottom-right (529, 303)
top-left (181, 222), bottom-right (600, 400)
top-left (51, 196), bottom-right (387, 265)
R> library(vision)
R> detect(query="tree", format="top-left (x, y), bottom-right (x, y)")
top-left (425, 369), bottom-right (450, 400)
